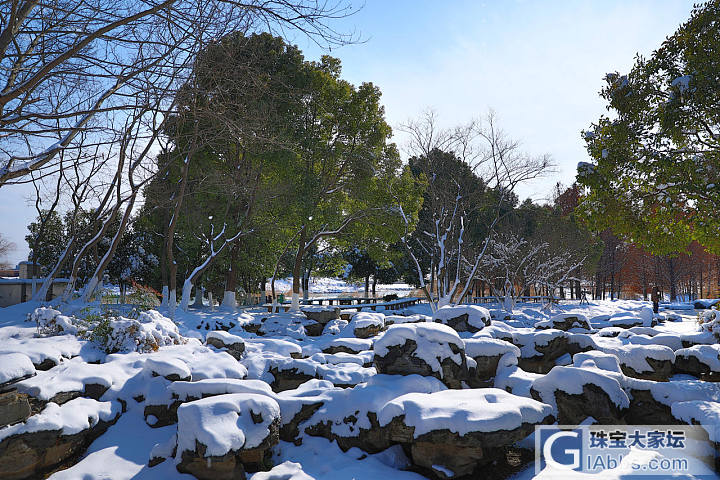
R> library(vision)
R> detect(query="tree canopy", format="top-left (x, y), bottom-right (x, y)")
top-left (577, 0), bottom-right (720, 254)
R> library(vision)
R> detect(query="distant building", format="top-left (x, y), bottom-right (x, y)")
top-left (0, 262), bottom-right (70, 307)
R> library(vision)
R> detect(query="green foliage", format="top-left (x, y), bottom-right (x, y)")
top-left (25, 210), bottom-right (66, 271)
top-left (577, 1), bottom-right (720, 254)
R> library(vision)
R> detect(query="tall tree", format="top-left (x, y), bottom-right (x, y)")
top-left (281, 56), bottom-right (421, 310)
top-left (398, 110), bottom-right (553, 310)
top-left (578, 0), bottom-right (720, 254)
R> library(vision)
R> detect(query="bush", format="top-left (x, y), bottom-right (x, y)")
top-left (127, 281), bottom-right (160, 310)
top-left (27, 307), bottom-right (77, 335)
top-left (27, 306), bottom-right (186, 353)
top-left (698, 308), bottom-right (720, 340)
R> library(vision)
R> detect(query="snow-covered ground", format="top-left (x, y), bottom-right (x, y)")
top-left (1, 296), bottom-right (719, 480)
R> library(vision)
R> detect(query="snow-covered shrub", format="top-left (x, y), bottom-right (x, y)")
top-left (93, 310), bottom-right (186, 353)
top-left (28, 307), bottom-right (77, 335)
top-left (698, 308), bottom-right (720, 340)
top-left (28, 307), bottom-right (185, 353)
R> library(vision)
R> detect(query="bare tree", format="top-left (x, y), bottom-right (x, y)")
top-left (477, 233), bottom-right (585, 314)
top-left (3, 0), bottom-right (359, 306)
top-left (0, 233), bottom-right (15, 268)
top-left (397, 110), bottom-right (554, 311)
top-left (0, 0), bottom-right (358, 188)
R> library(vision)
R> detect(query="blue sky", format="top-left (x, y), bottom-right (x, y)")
top-left (0, 0), bottom-right (696, 265)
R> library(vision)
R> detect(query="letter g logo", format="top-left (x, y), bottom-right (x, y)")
top-left (543, 430), bottom-right (581, 470)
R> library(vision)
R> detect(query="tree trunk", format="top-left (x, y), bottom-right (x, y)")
top-left (160, 210), bottom-right (169, 306)
top-left (668, 257), bottom-right (677, 301)
top-left (222, 242), bottom-right (239, 308)
top-left (372, 275), bottom-right (377, 296)
top-left (167, 152), bottom-right (192, 314)
top-left (291, 228), bottom-right (306, 311)
top-left (364, 275), bottom-right (370, 295)
top-left (82, 193), bottom-right (137, 303)
top-left (302, 268), bottom-right (310, 301)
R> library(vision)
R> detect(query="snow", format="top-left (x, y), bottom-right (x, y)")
top-left (432, 304), bottom-right (490, 329)
top-left (374, 323), bottom-right (465, 373)
top-left (671, 74), bottom-right (692, 93)
top-left (676, 344), bottom-right (720, 371)
top-left (322, 319), bottom-right (348, 335)
top-left (246, 338), bottom-right (302, 358)
top-left (512, 329), bottom-right (568, 358)
top-left (531, 365), bottom-right (630, 411)
top-left (264, 437), bottom-right (426, 480)
top-left (206, 330), bottom-right (245, 348)
top-left (144, 356), bottom-right (191, 380)
top-left (572, 351), bottom-right (622, 373)
top-left (169, 378), bottom-right (274, 402)
top-left (250, 461), bottom-right (315, 480)
top-left (384, 314), bottom-right (430, 325)
top-left (2, 297), bottom-right (720, 479)
top-left (15, 357), bottom-right (114, 400)
top-left (176, 393), bottom-right (281, 457)
top-left (316, 363), bottom-right (376, 386)
top-left (0, 352), bottom-right (35, 384)
top-left (378, 388), bottom-right (552, 436)
top-left (463, 337), bottom-right (520, 359)
top-left (494, 362), bottom-right (542, 398)
top-left (301, 305), bottom-right (339, 313)
top-left (601, 344), bottom-right (675, 373)
top-left (348, 311), bottom-right (384, 329)
top-left (324, 337), bottom-right (373, 353)
top-left (671, 401), bottom-right (720, 442)
top-left (303, 374), bottom-right (446, 438)
top-left (536, 312), bottom-right (590, 330)
top-left (0, 397), bottom-right (120, 442)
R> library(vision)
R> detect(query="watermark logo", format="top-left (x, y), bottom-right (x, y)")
top-left (538, 428), bottom-right (583, 471)
top-left (536, 425), bottom-right (716, 477)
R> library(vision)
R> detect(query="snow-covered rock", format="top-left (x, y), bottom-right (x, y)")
top-left (0, 398), bottom-right (121, 479)
top-left (608, 307), bottom-right (655, 329)
top-left (144, 356), bottom-right (192, 382)
top-left (0, 353), bottom-right (35, 387)
top-left (15, 358), bottom-right (114, 407)
top-left (206, 330), bottom-right (246, 359)
top-left (268, 358), bottom-right (319, 392)
top-left (246, 338), bottom-right (302, 358)
top-left (373, 323), bottom-right (468, 388)
top-left (322, 337), bottom-right (372, 355)
top-left (378, 388), bottom-right (553, 479)
top-left (463, 337), bottom-right (520, 385)
top-left (572, 351), bottom-right (622, 374)
top-left (321, 319), bottom-right (348, 336)
top-left (432, 305), bottom-right (491, 333)
top-left (316, 363), bottom-right (376, 388)
top-left (302, 374), bottom-right (446, 453)
top-left (602, 344), bottom-right (675, 381)
top-left (675, 344), bottom-right (720, 380)
top-left (175, 393), bottom-right (281, 479)
top-left (300, 306), bottom-right (340, 324)
top-left (671, 401), bottom-right (720, 443)
top-left (384, 314), bottom-right (430, 326)
top-left (512, 329), bottom-right (570, 373)
top-left (531, 365), bottom-right (630, 424)
top-left (249, 461), bottom-right (314, 480)
top-left (535, 313), bottom-right (591, 331)
top-left (348, 312), bottom-right (385, 339)
top-left (145, 378), bottom-right (276, 428)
